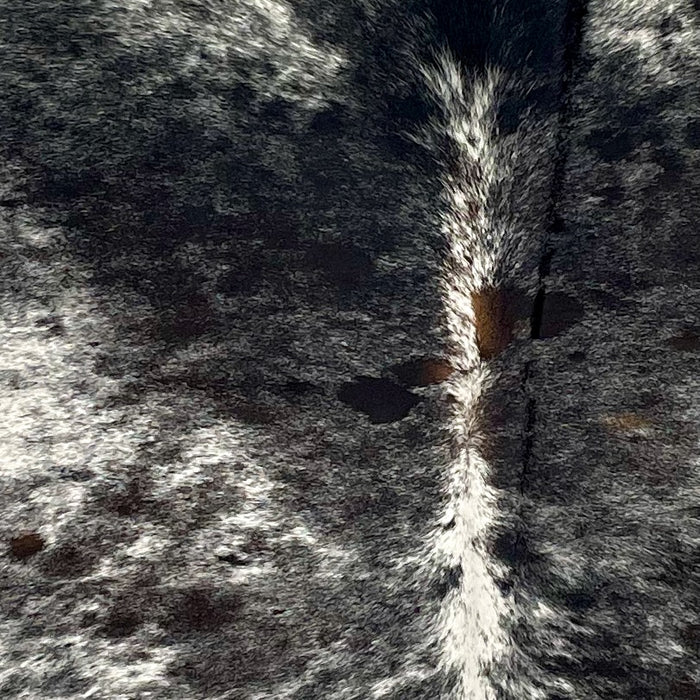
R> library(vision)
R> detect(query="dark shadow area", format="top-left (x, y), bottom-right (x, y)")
top-left (337, 377), bottom-right (422, 423)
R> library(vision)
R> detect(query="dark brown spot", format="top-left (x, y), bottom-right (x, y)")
top-left (668, 330), bottom-right (700, 352)
top-left (539, 292), bottom-right (584, 338)
top-left (9, 532), bottom-right (45, 559)
top-left (110, 478), bottom-right (148, 516)
top-left (389, 357), bottom-right (455, 386)
top-left (471, 288), bottom-right (525, 359)
top-left (102, 608), bottom-right (143, 638)
top-left (160, 587), bottom-right (242, 633)
top-left (226, 399), bottom-right (277, 425)
top-left (601, 413), bottom-right (651, 431)
top-left (338, 376), bottom-right (420, 423)
top-left (42, 543), bottom-right (95, 578)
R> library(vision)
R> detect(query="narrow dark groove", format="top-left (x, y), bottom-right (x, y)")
top-left (552, 0), bottom-right (591, 210)
top-left (532, 0), bottom-right (590, 339)
top-left (521, 368), bottom-right (538, 498)
top-left (530, 249), bottom-right (554, 338)
top-left (516, 0), bottom-right (590, 579)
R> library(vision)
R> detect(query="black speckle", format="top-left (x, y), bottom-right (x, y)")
top-left (432, 564), bottom-right (463, 599)
top-left (226, 83), bottom-right (255, 109)
top-left (660, 14), bottom-right (683, 34)
top-left (669, 679), bottom-right (700, 700)
top-left (217, 552), bottom-right (250, 566)
top-left (551, 218), bottom-right (565, 235)
top-left (655, 147), bottom-right (685, 173)
top-left (35, 315), bottom-right (65, 336)
top-left (228, 211), bottom-right (299, 250)
top-left (568, 350), bottom-right (586, 362)
top-left (0, 369), bottom-right (22, 389)
top-left (337, 376), bottom-right (421, 423)
top-left (681, 623), bottom-right (700, 651)
top-left (496, 579), bottom-right (513, 595)
top-left (110, 478), bottom-right (148, 516)
top-left (107, 55), bottom-right (139, 79)
top-left (225, 400), bottom-right (277, 425)
top-left (590, 288), bottom-right (625, 311)
top-left (343, 486), bottom-right (401, 519)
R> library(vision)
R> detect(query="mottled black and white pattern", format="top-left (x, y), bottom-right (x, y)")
top-left (0, 1), bottom-right (698, 698)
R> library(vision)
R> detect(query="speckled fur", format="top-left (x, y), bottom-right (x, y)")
top-left (0, 1), bottom-right (698, 698)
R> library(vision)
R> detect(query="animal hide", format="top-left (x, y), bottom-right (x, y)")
top-left (1, 1), bottom-right (698, 698)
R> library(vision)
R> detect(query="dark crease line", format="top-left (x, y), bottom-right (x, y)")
top-left (516, 0), bottom-right (590, 574)
top-left (533, 0), bottom-right (590, 341)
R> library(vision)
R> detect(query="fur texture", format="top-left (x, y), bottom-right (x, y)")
top-left (0, 1), bottom-right (698, 698)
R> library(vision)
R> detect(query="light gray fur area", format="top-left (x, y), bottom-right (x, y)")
top-left (0, 1), bottom-right (698, 699)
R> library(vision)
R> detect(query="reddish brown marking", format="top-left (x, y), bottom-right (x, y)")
top-left (471, 288), bottom-right (522, 360)
top-left (601, 413), bottom-right (652, 431)
top-left (9, 532), bottom-right (45, 559)
top-left (390, 358), bottom-right (455, 386)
